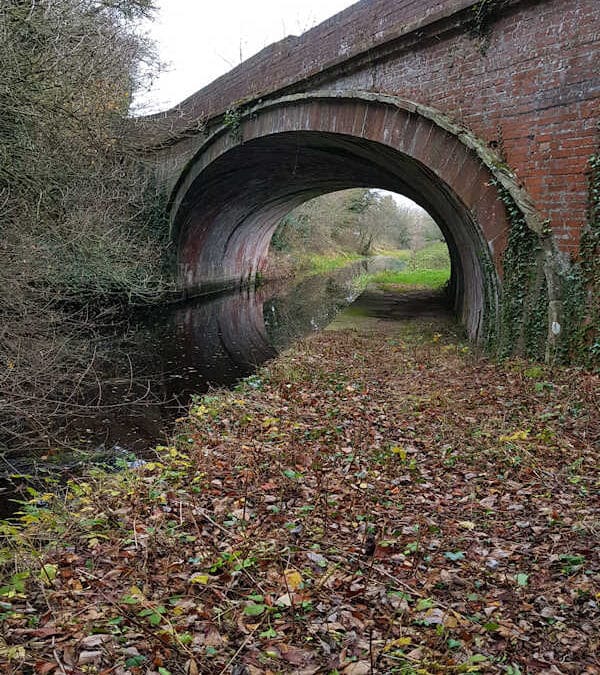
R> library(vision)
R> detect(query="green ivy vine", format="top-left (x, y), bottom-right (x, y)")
top-left (491, 178), bottom-right (548, 360)
top-left (223, 107), bottom-right (243, 142)
top-left (491, 146), bottom-right (600, 367)
top-left (559, 150), bottom-right (600, 368)
top-left (478, 249), bottom-right (501, 352)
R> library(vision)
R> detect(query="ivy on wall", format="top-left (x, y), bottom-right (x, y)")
top-left (478, 250), bottom-right (500, 352)
top-left (223, 107), bottom-right (243, 142)
top-left (491, 145), bottom-right (600, 368)
top-left (491, 179), bottom-right (548, 360)
top-left (582, 150), bottom-right (600, 358)
top-left (559, 150), bottom-right (600, 368)
top-left (467, 2), bottom-right (597, 367)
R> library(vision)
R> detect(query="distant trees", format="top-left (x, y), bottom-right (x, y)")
top-left (394, 199), bottom-right (445, 251)
top-left (270, 188), bottom-right (443, 256)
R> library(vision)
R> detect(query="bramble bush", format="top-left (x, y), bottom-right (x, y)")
top-left (0, 0), bottom-right (174, 453)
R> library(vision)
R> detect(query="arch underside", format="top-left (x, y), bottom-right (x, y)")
top-left (171, 94), bottom-right (511, 342)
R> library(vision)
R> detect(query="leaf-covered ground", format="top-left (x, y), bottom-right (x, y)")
top-left (1, 294), bottom-right (598, 674)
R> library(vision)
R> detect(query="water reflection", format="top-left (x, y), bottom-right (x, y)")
top-left (4, 257), bottom-right (404, 469)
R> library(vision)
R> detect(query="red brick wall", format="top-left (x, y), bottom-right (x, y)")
top-left (326, 0), bottom-right (599, 254)
top-left (163, 0), bottom-right (599, 255)
top-left (174, 0), bottom-right (475, 121)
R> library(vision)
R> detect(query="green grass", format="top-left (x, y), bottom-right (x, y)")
top-left (369, 267), bottom-right (450, 290)
top-left (369, 242), bottom-right (451, 290)
top-left (301, 252), bottom-right (365, 274)
top-left (297, 243), bottom-right (451, 289)
top-left (408, 241), bottom-right (451, 270)
top-left (372, 248), bottom-right (412, 261)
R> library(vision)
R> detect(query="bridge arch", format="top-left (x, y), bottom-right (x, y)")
top-left (170, 92), bottom-right (538, 343)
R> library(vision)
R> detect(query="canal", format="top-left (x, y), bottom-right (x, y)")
top-left (0, 257), bottom-right (405, 515)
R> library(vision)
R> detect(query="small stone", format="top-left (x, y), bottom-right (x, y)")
top-left (78, 650), bottom-right (102, 664)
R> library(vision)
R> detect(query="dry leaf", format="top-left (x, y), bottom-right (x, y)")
top-left (343, 661), bottom-right (371, 675)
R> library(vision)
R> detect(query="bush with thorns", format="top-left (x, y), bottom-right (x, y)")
top-left (0, 0), bottom-right (173, 456)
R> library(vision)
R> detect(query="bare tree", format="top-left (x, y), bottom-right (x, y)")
top-left (0, 0), bottom-right (172, 454)
top-left (270, 189), bottom-right (417, 256)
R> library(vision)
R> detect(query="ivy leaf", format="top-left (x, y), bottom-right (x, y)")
top-left (125, 655), bottom-right (146, 667)
top-left (39, 564), bottom-right (58, 586)
top-left (244, 603), bottom-right (266, 616)
top-left (121, 594), bottom-right (140, 604)
top-left (415, 597), bottom-right (435, 611)
top-left (259, 627), bottom-right (277, 638)
top-left (148, 612), bottom-right (163, 626)
top-left (444, 551), bottom-right (465, 562)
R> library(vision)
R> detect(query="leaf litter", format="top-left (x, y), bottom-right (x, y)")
top-left (0, 314), bottom-right (598, 674)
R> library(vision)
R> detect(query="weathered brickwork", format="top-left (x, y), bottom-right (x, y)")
top-left (154, 0), bottom-right (598, 256)
top-left (328, 0), bottom-right (599, 254)
top-left (147, 0), bottom-right (599, 361)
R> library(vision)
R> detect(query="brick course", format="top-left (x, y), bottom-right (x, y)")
top-left (155, 0), bottom-right (599, 255)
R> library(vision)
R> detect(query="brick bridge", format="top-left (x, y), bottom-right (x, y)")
top-left (147, 0), bottom-right (599, 354)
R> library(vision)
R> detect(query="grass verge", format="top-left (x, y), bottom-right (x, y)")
top-left (368, 242), bottom-right (451, 291)
top-left (300, 252), bottom-right (366, 275)
top-left (369, 267), bottom-right (450, 290)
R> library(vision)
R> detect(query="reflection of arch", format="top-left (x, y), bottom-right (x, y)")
top-left (170, 92), bottom-right (536, 342)
top-left (173, 287), bottom-right (277, 387)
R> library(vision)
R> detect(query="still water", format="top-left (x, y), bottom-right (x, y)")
top-left (0, 257), bottom-right (403, 514)
top-left (86, 256), bottom-right (403, 453)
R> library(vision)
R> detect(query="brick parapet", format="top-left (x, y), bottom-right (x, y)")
top-left (146, 0), bottom-right (484, 133)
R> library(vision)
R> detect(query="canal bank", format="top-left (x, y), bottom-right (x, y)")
top-left (1, 288), bottom-right (597, 673)
top-left (0, 255), bottom-right (409, 518)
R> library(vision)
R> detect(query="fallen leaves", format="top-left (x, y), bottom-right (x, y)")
top-left (0, 324), bottom-right (598, 673)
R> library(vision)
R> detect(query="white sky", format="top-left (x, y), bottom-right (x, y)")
top-left (137, 0), bottom-right (356, 113)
